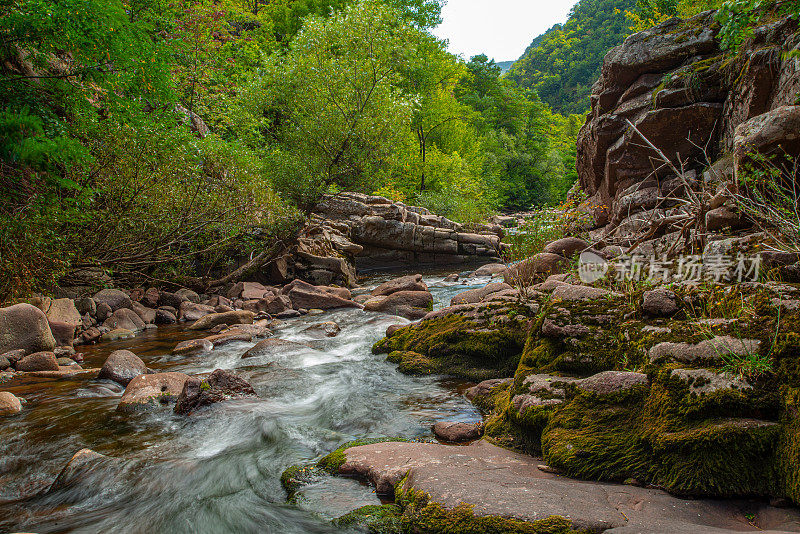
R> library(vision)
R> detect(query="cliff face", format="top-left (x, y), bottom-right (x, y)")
top-left (578, 11), bottom-right (800, 235)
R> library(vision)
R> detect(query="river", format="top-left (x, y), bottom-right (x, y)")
top-left (0, 271), bottom-right (490, 533)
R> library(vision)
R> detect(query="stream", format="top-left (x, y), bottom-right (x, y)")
top-left (0, 270), bottom-right (490, 533)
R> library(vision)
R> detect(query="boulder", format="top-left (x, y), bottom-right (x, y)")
top-left (95, 302), bottom-right (113, 322)
top-left (188, 310), bottom-right (254, 331)
top-left (178, 301), bottom-right (215, 322)
top-left (117, 372), bottom-right (190, 412)
top-left (450, 283), bottom-right (513, 305)
top-left (155, 308), bottom-right (177, 325)
top-left (469, 263), bottom-right (507, 277)
top-left (131, 302), bottom-right (157, 324)
top-left (241, 295), bottom-right (292, 315)
top-left (443, 273), bottom-right (460, 282)
top-left (75, 297), bottom-right (97, 317)
top-left (0, 303), bottom-right (57, 355)
top-left (432, 421), bottom-right (483, 442)
top-left (242, 338), bottom-right (310, 358)
top-left (575, 371), bottom-right (648, 394)
top-left (103, 308), bottom-right (146, 332)
top-left (48, 449), bottom-right (110, 492)
top-left (285, 282), bottom-right (360, 310)
top-left (0, 391), bottom-right (22, 415)
top-left (157, 291), bottom-right (187, 309)
top-left (97, 349), bottom-right (148, 386)
top-left (204, 331), bottom-right (253, 347)
top-left (734, 105), bottom-right (800, 170)
top-left (649, 336), bottom-right (761, 363)
top-left (706, 205), bottom-right (745, 232)
top-left (642, 288), bottom-right (679, 316)
top-left (48, 320), bottom-right (77, 347)
top-left (174, 369), bottom-right (258, 415)
top-left (41, 298), bottom-right (82, 328)
top-left (172, 338), bottom-right (214, 356)
top-left (542, 237), bottom-right (590, 259)
top-left (363, 291), bottom-right (432, 320)
top-left (175, 288), bottom-right (200, 303)
top-left (141, 287), bottom-right (160, 308)
top-left (101, 328), bottom-right (135, 342)
top-left (15, 351), bottom-right (59, 372)
top-left (303, 321), bottom-right (341, 338)
top-left (0, 355), bottom-right (9, 370)
top-left (93, 289), bottom-right (132, 312)
top-left (371, 274), bottom-right (428, 296)
top-left (504, 253), bottom-right (568, 286)
top-left (228, 281), bottom-right (269, 300)
top-left (552, 284), bottom-right (613, 301)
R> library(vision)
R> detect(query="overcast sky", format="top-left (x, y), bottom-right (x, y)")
top-left (432, 0), bottom-right (579, 62)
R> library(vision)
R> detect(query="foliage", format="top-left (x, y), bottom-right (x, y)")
top-left (507, 0), bottom-right (636, 114)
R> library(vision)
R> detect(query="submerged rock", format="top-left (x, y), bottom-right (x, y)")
top-left (363, 290), bottom-right (432, 320)
top-left (172, 338), bottom-right (214, 356)
top-left (174, 369), bottom-right (258, 415)
top-left (117, 372), bottom-right (190, 412)
top-left (15, 351), bottom-right (59, 372)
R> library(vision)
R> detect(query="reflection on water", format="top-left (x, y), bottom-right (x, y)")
top-left (0, 269), bottom-right (494, 533)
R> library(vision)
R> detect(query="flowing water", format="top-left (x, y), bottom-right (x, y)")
top-left (0, 271), bottom-right (493, 533)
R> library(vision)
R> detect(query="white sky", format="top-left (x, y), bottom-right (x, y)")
top-left (432, 0), bottom-right (579, 62)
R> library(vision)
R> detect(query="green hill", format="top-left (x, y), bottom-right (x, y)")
top-left (507, 0), bottom-right (635, 114)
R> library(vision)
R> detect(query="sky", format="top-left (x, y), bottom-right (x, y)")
top-left (432, 0), bottom-right (579, 62)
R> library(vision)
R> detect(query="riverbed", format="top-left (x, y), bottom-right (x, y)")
top-left (0, 271), bottom-right (490, 533)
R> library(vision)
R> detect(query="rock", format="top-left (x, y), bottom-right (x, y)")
top-left (450, 282), bottom-right (512, 305)
top-left (242, 338), bottom-right (310, 358)
top-left (552, 284), bottom-right (613, 301)
top-left (705, 205), bottom-right (744, 232)
top-left (79, 327), bottom-right (102, 344)
top-left (97, 349), bottom-right (148, 386)
top-left (465, 378), bottom-right (513, 403)
top-left (671, 368), bottom-right (751, 394)
top-left (285, 281), bottom-right (360, 310)
top-left (172, 338), bottom-right (214, 356)
top-left (48, 448), bottom-right (109, 492)
top-left (117, 372), bottom-right (190, 412)
top-left (363, 291), bottom-right (432, 320)
top-left (95, 302), bottom-right (112, 322)
top-left (188, 310), bottom-right (254, 331)
top-left (330, 439), bottom-right (795, 532)
top-left (175, 288), bottom-right (200, 303)
top-left (174, 369), bottom-right (258, 415)
top-left (204, 331), bottom-right (253, 347)
top-left (443, 273), bottom-right (459, 282)
top-left (57, 357), bottom-right (75, 366)
top-left (371, 274), bottom-right (427, 296)
top-left (101, 328), bottom-right (135, 342)
top-left (141, 287), bottom-right (160, 308)
top-left (385, 324), bottom-right (405, 338)
top-left (575, 371), bottom-right (648, 394)
top-left (0, 303), bottom-right (57, 355)
top-left (155, 308), bottom-right (177, 325)
top-left (0, 391), bottom-right (22, 415)
top-left (542, 237), bottom-right (589, 259)
top-left (157, 291), bottom-right (187, 309)
top-left (649, 336), bottom-right (761, 363)
top-left (303, 321), bottom-right (341, 338)
top-left (15, 351), bottom-right (59, 372)
top-left (432, 421), bottom-right (483, 442)
top-left (469, 263), bottom-right (507, 277)
top-left (93, 289), bottom-right (132, 312)
top-left (228, 281), bottom-right (269, 300)
top-left (40, 298), bottom-right (82, 328)
top-left (221, 323), bottom-right (271, 338)
top-left (48, 320), bottom-right (76, 347)
top-left (103, 308), bottom-right (146, 332)
top-left (178, 301), bottom-right (215, 322)
top-left (130, 302), bottom-right (157, 324)
top-left (0, 355), bottom-right (9, 370)
top-left (241, 295), bottom-right (292, 315)
top-left (75, 297), bottom-right (97, 316)
top-left (504, 253), bottom-right (568, 286)
top-left (734, 105), bottom-right (800, 170)
top-left (642, 288), bottom-right (679, 316)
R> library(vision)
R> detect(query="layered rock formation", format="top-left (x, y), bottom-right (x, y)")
top-left (269, 193), bottom-right (505, 287)
top-left (578, 12), bottom-right (800, 251)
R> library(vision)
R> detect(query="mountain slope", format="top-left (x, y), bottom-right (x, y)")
top-left (507, 0), bottom-right (635, 114)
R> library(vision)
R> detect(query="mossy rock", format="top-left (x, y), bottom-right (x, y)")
top-left (317, 437), bottom-right (414, 474)
top-left (333, 504), bottom-right (404, 533)
top-left (395, 481), bottom-right (581, 534)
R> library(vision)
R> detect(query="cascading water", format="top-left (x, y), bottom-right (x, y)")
top-left (0, 271), bottom-right (492, 533)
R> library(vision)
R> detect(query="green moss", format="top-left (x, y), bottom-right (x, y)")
top-left (280, 463), bottom-right (321, 500)
top-left (333, 504), bottom-right (404, 533)
top-left (395, 481), bottom-right (583, 534)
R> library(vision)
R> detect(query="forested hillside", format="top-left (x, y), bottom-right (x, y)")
top-left (507, 0), bottom-right (635, 114)
top-left (0, 0), bottom-right (580, 301)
